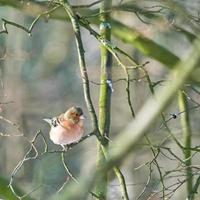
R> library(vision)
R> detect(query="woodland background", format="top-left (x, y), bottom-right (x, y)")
top-left (0, 0), bottom-right (200, 200)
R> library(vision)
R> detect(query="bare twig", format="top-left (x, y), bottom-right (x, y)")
top-left (88, 76), bottom-right (146, 86)
top-left (145, 137), bottom-right (165, 199)
top-left (7, 129), bottom-right (96, 199)
top-left (8, 130), bottom-right (41, 199)
top-left (72, 0), bottom-right (103, 9)
top-left (0, 5), bottom-right (60, 35)
top-left (136, 165), bottom-right (152, 200)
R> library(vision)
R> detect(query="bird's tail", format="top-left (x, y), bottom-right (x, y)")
top-left (43, 118), bottom-right (52, 124)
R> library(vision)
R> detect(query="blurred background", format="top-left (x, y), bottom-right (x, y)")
top-left (0, 0), bottom-right (200, 199)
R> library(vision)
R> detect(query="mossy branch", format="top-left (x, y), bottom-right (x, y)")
top-left (178, 91), bottom-right (193, 199)
top-left (95, 0), bottom-right (112, 199)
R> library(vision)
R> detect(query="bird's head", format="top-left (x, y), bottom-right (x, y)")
top-left (64, 106), bottom-right (85, 124)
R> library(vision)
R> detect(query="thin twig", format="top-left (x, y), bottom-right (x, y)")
top-left (57, 152), bottom-right (79, 193)
top-left (8, 130), bottom-right (41, 199)
top-left (0, 115), bottom-right (21, 131)
top-left (0, 5), bottom-right (60, 35)
top-left (72, 0), bottom-right (103, 9)
top-left (136, 165), bottom-right (152, 200)
top-left (61, 152), bottom-right (78, 183)
top-left (145, 137), bottom-right (165, 199)
top-left (8, 129), bottom-right (96, 199)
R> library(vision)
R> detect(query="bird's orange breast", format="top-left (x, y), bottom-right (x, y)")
top-left (60, 119), bottom-right (75, 130)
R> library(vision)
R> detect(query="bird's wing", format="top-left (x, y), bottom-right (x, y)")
top-left (43, 117), bottom-right (59, 127)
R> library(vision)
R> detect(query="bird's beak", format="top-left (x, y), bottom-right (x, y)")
top-left (43, 118), bottom-right (52, 124)
top-left (79, 115), bottom-right (86, 120)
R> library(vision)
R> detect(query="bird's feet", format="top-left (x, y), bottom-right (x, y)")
top-left (61, 145), bottom-right (67, 151)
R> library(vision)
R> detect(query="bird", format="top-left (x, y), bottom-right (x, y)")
top-left (43, 106), bottom-right (85, 150)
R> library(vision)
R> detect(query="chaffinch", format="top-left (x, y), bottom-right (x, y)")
top-left (43, 106), bottom-right (85, 149)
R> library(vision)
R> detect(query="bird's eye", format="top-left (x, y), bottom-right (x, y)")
top-left (75, 113), bottom-right (78, 116)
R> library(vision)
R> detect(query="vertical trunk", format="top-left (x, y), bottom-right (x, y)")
top-left (178, 91), bottom-right (193, 199)
top-left (96, 0), bottom-right (112, 199)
